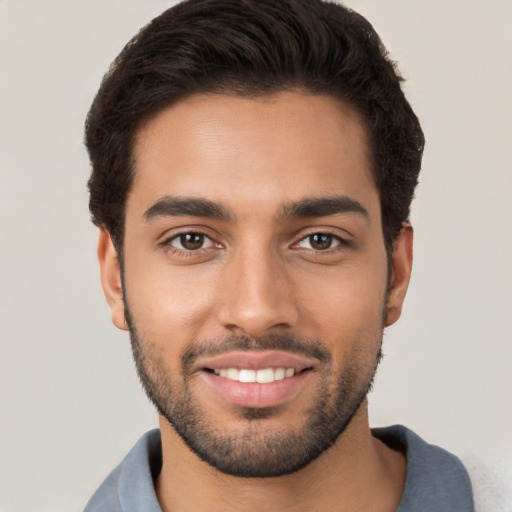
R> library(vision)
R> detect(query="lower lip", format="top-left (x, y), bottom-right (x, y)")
top-left (201, 370), bottom-right (311, 408)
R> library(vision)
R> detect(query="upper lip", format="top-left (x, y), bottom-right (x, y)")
top-left (195, 351), bottom-right (316, 373)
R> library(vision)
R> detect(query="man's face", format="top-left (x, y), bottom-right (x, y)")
top-left (99, 91), bottom-right (411, 477)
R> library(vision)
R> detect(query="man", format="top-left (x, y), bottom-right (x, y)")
top-left (84, 0), bottom-right (474, 510)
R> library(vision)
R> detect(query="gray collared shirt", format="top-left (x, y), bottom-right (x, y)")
top-left (84, 425), bottom-right (474, 511)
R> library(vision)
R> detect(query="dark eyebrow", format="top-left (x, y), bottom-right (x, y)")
top-left (278, 196), bottom-right (369, 222)
top-left (143, 196), bottom-right (232, 221)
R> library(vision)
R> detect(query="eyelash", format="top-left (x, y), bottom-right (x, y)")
top-left (160, 230), bottom-right (219, 257)
top-left (293, 231), bottom-right (351, 252)
top-left (159, 229), bottom-right (350, 257)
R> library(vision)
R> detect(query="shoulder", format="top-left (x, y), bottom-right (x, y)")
top-left (373, 425), bottom-right (474, 512)
top-left (84, 464), bottom-right (124, 512)
top-left (84, 429), bottom-right (162, 512)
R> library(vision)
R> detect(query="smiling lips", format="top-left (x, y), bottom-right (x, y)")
top-left (213, 367), bottom-right (296, 383)
top-left (198, 351), bottom-right (315, 408)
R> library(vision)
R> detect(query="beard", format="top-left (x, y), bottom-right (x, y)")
top-left (125, 299), bottom-right (383, 478)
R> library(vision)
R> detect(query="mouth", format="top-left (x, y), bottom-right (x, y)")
top-left (197, 351), bottom-right (315, 408)
top-left (206, 367), bottom-right (306, 383)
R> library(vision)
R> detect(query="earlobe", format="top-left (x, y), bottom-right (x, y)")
top-left (97, 228), bottom-right (128, 331)
top-left (385, 223), bottom-right (413, 327)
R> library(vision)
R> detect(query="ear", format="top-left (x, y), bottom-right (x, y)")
top-left (97, 228), bottom-right (128, 331)
top-left (385, 223), bottom-right (413, 327)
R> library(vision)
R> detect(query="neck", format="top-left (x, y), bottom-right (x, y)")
top-left (155, 402), bottom-right (406, 512)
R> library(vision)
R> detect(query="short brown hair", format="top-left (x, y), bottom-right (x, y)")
top-left (86, 0), bottom-right (424, 255)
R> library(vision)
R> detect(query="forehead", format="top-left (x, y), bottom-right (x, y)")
top-left (129, 91), bottom-right (378, 219)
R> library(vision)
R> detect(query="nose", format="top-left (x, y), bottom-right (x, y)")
top-left (216, 245), bottom-right (299, 338)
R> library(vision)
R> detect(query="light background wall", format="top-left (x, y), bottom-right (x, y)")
top-left (0, 1), bottom-right (510, 511)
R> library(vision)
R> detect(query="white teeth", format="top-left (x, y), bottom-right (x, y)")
top-left (213, 367), bottom-right (296, 383)
top-left (238, 369), bottom-right (256, 383)
top-left (256, 368), bottom-right (274, 383)
top-left (226, 368), bottom-right (239, 380)
top-left (274, 368), bottom-right (285, 381)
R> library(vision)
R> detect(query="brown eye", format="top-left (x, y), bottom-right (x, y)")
top-left (169, 232), bottom-right (214, 251)
top-left (309, 234), bottom-right (333, 250)
top-left (180, 233), bottom-right (204, 250)
top-left (298, 233), bottom-right (340, 251)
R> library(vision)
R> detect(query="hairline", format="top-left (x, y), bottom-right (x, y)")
top-left (116, 88), bottom-right (381, 228)
top-left (112, 87), bottom-right (396, 275)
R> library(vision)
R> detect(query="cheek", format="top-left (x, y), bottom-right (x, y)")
top-left (124, 256), bottom-right (220, 340)
top-left (293, 259), bottom-right (387, 354)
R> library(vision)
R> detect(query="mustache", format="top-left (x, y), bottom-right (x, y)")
top-left (181, 333), bottom-right (332, 371)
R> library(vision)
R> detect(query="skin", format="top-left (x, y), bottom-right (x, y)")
top-left (98, 91), bottom-right (413, 512)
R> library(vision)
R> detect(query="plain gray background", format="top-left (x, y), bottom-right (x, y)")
top-left (1, 1), bottom-right (511, 510)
